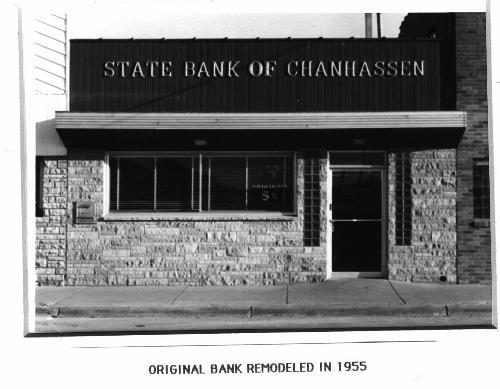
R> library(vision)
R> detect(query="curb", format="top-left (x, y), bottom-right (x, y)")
top-left (254, 304), bottom-right (448, 317)
top-left (41, 305), bottom-right (251, 318)
top-left (36, 302), bottom-right (492, 319)
top-left (446, 301), bottom-right (492, 316)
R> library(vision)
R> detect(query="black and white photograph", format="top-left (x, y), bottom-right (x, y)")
top-left (28, 7), bottom-right (493, 334)
top-left (2, 0), bottom-right (499, 387)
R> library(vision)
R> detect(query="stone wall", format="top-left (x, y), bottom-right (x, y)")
top-left (455, 13), bottom-right (491, 283)
top-left (37, 148), bottom-right (466, 286)
top-left (63, 152), bottom-right (327, 286)
top-left (35, 157), bottom-right (68, 286)
top-left (388, 150), bottom-right (457, 283)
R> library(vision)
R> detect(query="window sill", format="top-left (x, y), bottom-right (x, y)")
top-left (470, 219), bottom-right (490, 228)
top-left (100, 212), bottom-right (297, 222)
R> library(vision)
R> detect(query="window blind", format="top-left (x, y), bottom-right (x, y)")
top-left (109, 154), bottom-right (294, 213)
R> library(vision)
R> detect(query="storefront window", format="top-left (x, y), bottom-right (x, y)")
top-left (248, 156), bottom-right (293, 211)
top-left (209, 157), bottom-right (247, 211)
top-left (113, 158), bottom-right (154, 210)
top-left (108, 154), bottom-right (294, 213)
top-left (157, 157), bottom-right (194, 211)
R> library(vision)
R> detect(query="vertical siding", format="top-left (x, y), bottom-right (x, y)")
top-left (69, 39), bottom-right (442, 112)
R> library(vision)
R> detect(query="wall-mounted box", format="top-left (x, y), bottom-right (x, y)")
top-left (74, 201), bottom-right (95, 224)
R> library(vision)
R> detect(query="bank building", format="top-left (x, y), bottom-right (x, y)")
top-left (34, 13), bottom-right (491, 286)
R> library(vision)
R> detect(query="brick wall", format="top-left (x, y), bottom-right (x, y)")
top-left (388, 150), bottom-right (457, 282)
top-left (63, 152), bottom-right (327, 286)
top-left (455, 13), bottom-right (491, 283)
top-left (35, 157), bottom-right (68, 285)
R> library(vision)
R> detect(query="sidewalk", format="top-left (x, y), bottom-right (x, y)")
top-left (35, 278), bottom-right (493, 321)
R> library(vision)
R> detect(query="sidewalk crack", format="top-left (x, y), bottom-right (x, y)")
top-left (52, 288), bottom-right (89, 306)
top-left (170, 286), bottom-right (188, 305)
top-left (387, 280), bottom-right (407, 305)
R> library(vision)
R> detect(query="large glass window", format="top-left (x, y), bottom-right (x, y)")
top-left (157, 157), bottom-right (194, 211)
top-left (116, 158), bottom-right (154, 210)
top-left (209, 157), bottom-right (247, 211)
top-left (108, 154), bottom-right (294, 213)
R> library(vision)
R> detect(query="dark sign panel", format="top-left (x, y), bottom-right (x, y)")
top-left (70, 39), bottom-right (441, 112)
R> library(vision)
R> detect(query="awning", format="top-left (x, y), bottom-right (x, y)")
top-left (55, 111), bottom-right (466, 150)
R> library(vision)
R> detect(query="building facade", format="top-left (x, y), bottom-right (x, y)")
top-left (35, 13), bottom-right (491, 286)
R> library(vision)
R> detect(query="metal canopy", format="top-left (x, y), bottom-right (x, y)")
top-left (54, 111), bottom-right (467, 150)
top-left (55, 111), bottom-right (466, 130)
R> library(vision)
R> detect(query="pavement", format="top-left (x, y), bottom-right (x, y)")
top-left (35, 279), bottom-right (494, 329)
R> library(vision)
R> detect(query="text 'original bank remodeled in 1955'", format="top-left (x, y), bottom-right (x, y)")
top-left (35, 13), bottom-right (491, 286)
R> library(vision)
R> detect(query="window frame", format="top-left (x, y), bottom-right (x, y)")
top-left (104, 151), bottom-right (297, 216)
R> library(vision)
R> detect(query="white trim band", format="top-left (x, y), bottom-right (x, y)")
top-left (55, 111), bottom-right (467, 130)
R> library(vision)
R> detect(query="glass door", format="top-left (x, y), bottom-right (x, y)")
top-left (331, 169), bottom-right (384, 273)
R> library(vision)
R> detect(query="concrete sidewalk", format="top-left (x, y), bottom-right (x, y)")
top-left (35, 279), bottom-right (493, 321)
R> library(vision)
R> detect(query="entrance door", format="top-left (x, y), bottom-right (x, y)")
top-left (330, 169), bottom-right (384, 275)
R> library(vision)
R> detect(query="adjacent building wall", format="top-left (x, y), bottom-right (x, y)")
top-left (34, 14), bottom-right (68, 285)
top-left (455, 13), bottom-right (491, 283)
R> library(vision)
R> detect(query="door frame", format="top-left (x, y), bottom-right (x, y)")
top-left (326, 151), bottom-right (387, 279)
